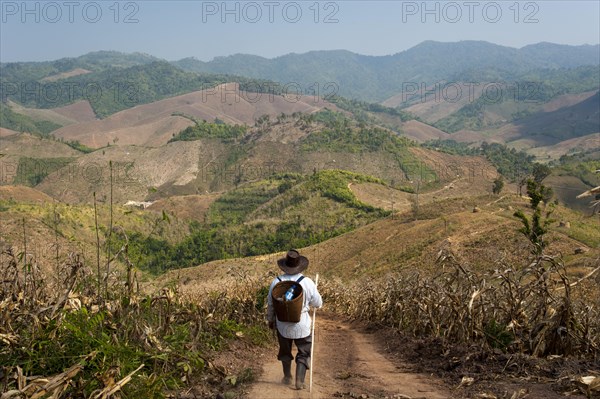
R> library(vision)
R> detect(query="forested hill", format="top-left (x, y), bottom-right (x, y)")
top-left (3, 42), bottom-right (598, 116)
top-left (0, 59), bottom-right (283, 118)
top-left (173, 41), bottom-right (600, 101)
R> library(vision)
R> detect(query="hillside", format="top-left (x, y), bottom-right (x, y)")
top-left (385, 82), bottom-right (488, 121)
top-left (0, 132), bottom-right (83, 185)
top-left (158, 192), bottom-right (599, 292)
top-left (7, 100), bottom-right (92, 127)
top-left (0, 51), bottom-right (161, 80)
top-left (40, 68), bottom-right (92, 82)
top-left (0, 197), bottom-right (192, 277)
top-left (4, 131), bottom-right (543, 277)
top-left (495, 90), bottom-right (600, 146)
top-left (394, 120), bottom-right (450, 143)
top-left (546, 174), bottom-right (598, 212)
top-left (6, 43), bottom-right (596, 106)
top-left (0, 127), bottom-right (19, 137)
top-left (50, 83), bottom-right (337, 148)
top-left (399, 87), bottom-right (599, 153)
top-left (34, 140), bottom-right (229, 204)
top-left (1, 60), bottom-right (283, 119)
top-left (148, 148), bottom-right (600, 286)
top-left (0, 185), bottom-right (55, 203)
top-left (3, 43), bottom-right (598, 161)
top-left (0, 131), bottom-right (83, 158)
top-left (146, 186), bottom-right (599, 399)
top-left (2, 169), bottom-right (390, 275)
top-left (13, 104), bottom-right (595, 214)
top-left (174, 41), bottom-right (600, 102)
top-left (33, 110), bottom-right (435, 204)
top-left (145, 193), bottom-right (221, 223)
top-left (527, 133), bottom-right (600, 160)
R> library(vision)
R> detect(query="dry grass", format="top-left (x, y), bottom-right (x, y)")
top-left (51, 83), bottom-right (337, 148)
top-left (322, 250), bottom-right (600, 359)
top-left (0, 245), bottom-right (270, 398)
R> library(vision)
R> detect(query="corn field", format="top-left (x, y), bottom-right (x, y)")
top-left (0, 248), bottom-right (270, 398)
top-left (322, 250), bottom-right (600, 359)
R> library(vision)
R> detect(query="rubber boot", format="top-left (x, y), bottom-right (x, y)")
top-left (295, 363), bottom-right (307, 390)
top-left (281, 361), bottom-right (292, 385)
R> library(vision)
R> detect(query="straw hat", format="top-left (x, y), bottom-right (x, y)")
top-left (277, 249), bottom-right (309, 274)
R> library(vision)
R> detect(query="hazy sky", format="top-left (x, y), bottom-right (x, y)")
top-left (1, 1), bottom-right (599, 62)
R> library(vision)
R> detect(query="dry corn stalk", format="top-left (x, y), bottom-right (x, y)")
top-left (321, 251), bottom-right (600, 358)
top-left (92, 364), bottom-right (145, 399)
top-left (0, 363), bottom-right (84, 399)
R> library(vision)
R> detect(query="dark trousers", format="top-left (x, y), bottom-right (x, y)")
top-left (277, 331), bottom-right (312, 368)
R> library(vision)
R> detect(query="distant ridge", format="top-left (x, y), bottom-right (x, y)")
top-left (3, 41), bottom-right (598, 103)
top-left (1, 40), bottom-right (598, 153)
top-left (172, 41), bottom-right (600, 101)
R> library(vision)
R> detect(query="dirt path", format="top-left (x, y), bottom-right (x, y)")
top-left (244, 315), bottom-right (450, 399)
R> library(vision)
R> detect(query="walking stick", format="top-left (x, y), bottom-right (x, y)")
top-left (309, 273), bottom-right (319, 393)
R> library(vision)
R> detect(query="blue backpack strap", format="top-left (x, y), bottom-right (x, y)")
top-left (277, 276), bottom-right (282, 282)
top-left (296, 275), bottom-right (305, 283)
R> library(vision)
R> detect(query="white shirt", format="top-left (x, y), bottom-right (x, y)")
top-left (267, 273), bottom-right (323, 339)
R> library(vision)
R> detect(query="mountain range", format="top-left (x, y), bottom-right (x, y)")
top-left (3, 41), bottom-right (599, 104)
top-left (1, 40), bottom-right (598, 157)
top-left (173, 41), bottom-right (600, 101)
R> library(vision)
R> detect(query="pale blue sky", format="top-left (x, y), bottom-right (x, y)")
top-left (1, 1), bottom-right (599, 62)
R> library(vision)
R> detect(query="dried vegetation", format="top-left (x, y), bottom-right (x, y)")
top-left (0, 247), bottom-right (269, 398)
top-left (322, 249), bottom-right (600, 397)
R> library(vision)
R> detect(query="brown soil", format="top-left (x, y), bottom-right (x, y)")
top-left (349, 182), bottom-right (412, 213)
top-left (373, 322), bottom-right (599, 399)
top-left (7, 100), bottom-right (81, 127)
top-left (52, 100), bottom-right (97, 123)
top-left (243, 313), bottom-right (450, 399)
top-left (0, 185), bottom-right (55, 203)
top-left (36, 140), bottom-right (231, 204)
top-left (238, 313), bottom-right (597, 399)
top-left (0, 132), bottom-right (81, 158)
top-left (402, 120), bottom-right (451, 143)
top-left (0, 127), bottom-right (19, 137)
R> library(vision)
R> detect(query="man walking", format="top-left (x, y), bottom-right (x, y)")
top-left (267, 249), bottom-right (322, 390)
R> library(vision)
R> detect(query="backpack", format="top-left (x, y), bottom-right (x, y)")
top-left (271, 275), bottom-right (305, 323)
